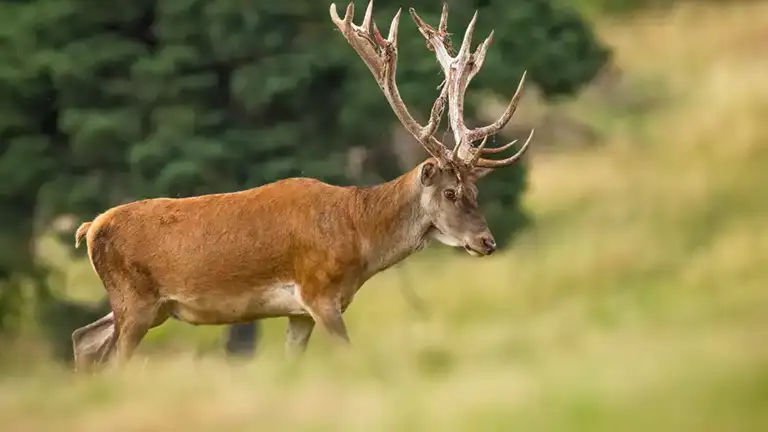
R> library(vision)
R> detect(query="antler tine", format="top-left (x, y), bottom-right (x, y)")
top-left (361, 0), bottom-right (373, 31)
top-left (466, 30), bottom-right (494, 84)
top-left (409, 7), bottom-right (453, 71)
top-left (451, 137), bottom-right (461, 161)
top-left (438, 3), bottom-right (448, 36)
top-left (330, 1), bottom-right (451, 162)
top-left (467, 71), bottom-right (527, 142)
top-left (330, 2), bottom-right (380, 78)
top-left (343, 2), bottom-right (354, 24)
top-left (480, 137), bottom-right (518, 154)
top-left (456, 11), bottom-right (478, 61)
top-left (424, 83), bottom-right (449, 138)
top-left (473, 129), bottom-right (535, 168)
top-left (468, 135), bottom-right (489, 165)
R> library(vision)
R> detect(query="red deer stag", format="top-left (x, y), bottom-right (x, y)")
top-left (71, 0), bottom-right (534, 371)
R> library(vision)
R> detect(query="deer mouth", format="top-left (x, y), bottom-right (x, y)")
top-left (427, 226), bottom-right (487, 256)
top-left (463, 244), bottom-right (485, 257)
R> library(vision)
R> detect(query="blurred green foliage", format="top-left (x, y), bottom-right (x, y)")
top-left (0, 0), bottom-right (609, 347)
top-left (568, 0), bottom-right (667, 15)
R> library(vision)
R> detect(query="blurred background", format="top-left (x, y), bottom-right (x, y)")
top-left (0, 0), bottom-right (766, 430)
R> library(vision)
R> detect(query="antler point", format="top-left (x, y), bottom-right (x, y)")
top-left (408, 7), bottom-right (421, 25)
top-left (388, 8), bottom-right (402, 42)
top-left (343, 2), bottom-right (355, 23)
top-left (469, 10), bottom-right (479, 27)
top-left (362, 0), bottom-right (375, 30)
top-left (329, 3), bottom-right (339, 20)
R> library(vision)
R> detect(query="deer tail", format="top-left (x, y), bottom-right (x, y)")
top-left (75, 222), bottom-right (93, 249)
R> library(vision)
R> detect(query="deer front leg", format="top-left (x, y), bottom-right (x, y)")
top-left (310, 303), bottom-right (351, 346)
top-left (299, 291), bottom-right (351, 346)
top-left (225, 322), bottom-right (261, 358)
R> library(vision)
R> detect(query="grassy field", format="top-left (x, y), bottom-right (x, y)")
top-left (2, 2), bottom-right (768, 430)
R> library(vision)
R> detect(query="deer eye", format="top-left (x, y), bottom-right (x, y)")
top-left (443, 189), bottom-right (457, 201)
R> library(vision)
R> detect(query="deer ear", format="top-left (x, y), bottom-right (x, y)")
top-left (420, 162), bottom-right (438, 186)
top-left (467, 166), bottom-right (494, 182)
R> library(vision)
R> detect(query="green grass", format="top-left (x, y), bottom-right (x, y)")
top-left (2, 2), bottom-right (768, 430)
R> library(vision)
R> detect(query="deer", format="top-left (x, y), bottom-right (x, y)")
top-left (70, 0), bottom-right (534, 372)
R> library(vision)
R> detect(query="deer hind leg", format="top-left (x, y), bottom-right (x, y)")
top-left (95, 272), bottom-right (167, 367)
top-left (285, 315), bottom-right (316, 358)
top-left (112, 303), bottom-right (163, 365)
top-left (107, 288), bottom-right (170, 367)
top-left (72, 312), bottom-right (117, 373)
top-left (85, 225), bottom-right (169, 368)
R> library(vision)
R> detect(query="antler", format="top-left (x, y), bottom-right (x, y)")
top-left (409, 4), bottom-right (534, 169)
top-left (330, 1), bottom-right (451, 162)
top-left (330, 1), bottom-right (533, 170)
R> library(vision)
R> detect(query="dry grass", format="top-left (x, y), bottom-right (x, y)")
top-left (3, 2), bottom-right (768, 430)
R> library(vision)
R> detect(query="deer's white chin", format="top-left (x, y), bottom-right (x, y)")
top-left (426, 226), bottom-right (463, 248)
top-left (463, 246), bottom-right (482, 257)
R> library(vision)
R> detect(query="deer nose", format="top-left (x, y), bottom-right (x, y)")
top-left (481, 236), bottom-right (496, 255)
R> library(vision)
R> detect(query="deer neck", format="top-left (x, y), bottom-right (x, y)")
top-left (351, 166), bottom-right (431, 278)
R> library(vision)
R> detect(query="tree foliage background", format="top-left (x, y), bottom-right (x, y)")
top-left (0, 0), bottom-right (610, 355)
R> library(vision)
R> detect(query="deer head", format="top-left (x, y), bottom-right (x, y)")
top-left (330, 1), bottom-right (534, 256)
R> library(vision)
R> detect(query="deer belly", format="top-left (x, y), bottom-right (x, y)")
top-left (167, 283), bottom-right (307, 325)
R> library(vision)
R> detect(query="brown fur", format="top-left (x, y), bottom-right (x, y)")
top-left (71, 159), bottom-right (499, 371)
